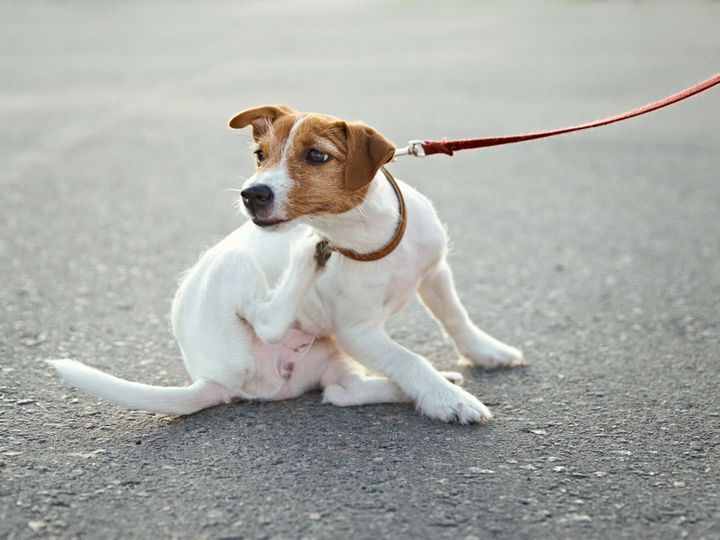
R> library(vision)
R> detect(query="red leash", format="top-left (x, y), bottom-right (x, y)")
top-left (395, 74), bottom-right (720, 158)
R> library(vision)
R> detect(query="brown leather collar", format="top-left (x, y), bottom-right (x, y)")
top-left (322, 167), bottom-right (407, 263)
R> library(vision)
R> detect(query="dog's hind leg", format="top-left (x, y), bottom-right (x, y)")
top-left (322, 373), bottom-right (410, 407)
top-left (418, 260), bottom-right (524, 369)
top-left (316, 352), bottom-right (407, 406)
top-left (322, 369), bottom-right (464, 407)
top-left (239, 230), bottom-right (325, 345)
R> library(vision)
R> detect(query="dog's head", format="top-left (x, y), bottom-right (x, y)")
top-left (228, 105), bottom-right (395, 228)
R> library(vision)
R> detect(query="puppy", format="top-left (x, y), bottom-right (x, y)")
top-left (51, 105), bottom-right (523, 424)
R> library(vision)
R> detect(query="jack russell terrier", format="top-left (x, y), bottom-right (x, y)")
top-left (51, 105), bottom-right (523, 424)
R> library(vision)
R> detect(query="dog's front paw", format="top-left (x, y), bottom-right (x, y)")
top-left (459, 331), bottom-right (524, 369)
top-left (468, 343), bottom-right (524, 369)
top-left (416, 383), bottom-right (492, 425)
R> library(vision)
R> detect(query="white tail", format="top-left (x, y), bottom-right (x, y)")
top-left (48, 359), bottom-right (231, 415)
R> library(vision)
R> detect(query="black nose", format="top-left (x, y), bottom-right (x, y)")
top-left (240, 185), bottom-right (274, 209)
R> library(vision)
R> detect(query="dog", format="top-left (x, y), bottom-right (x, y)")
top-left (51, 105), bottom-right (523, 424)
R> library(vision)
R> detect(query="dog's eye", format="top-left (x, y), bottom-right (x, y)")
top-left (254, 150), bottom-right (266, 164)
top-left (306, 149), bottom-right (331, 165)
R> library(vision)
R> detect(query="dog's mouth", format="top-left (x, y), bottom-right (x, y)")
top-left (252, 218), bottom-right (290, 228)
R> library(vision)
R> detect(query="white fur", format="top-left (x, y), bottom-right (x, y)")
top-left (51, 124), bottom-right (523, 424)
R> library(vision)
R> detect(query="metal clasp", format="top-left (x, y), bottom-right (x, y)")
top-left (394, 140), bottom-right (426, 159)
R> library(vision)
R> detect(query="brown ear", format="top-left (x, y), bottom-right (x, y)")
top-left (342, 121), bottom-right (396, 192)
top-left (228, 104), bottom-right (295, 139)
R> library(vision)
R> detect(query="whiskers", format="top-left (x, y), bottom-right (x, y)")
top-left (224, 187), bottom-right (246, 211)
top-left (231, 198), bottom-right (245, 211)
top-left (225, 176), bottom-right (250, 211)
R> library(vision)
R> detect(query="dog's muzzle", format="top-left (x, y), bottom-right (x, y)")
top-left (241, 184), bottom-right (274, 211)
top-left (240, 184), bottom-right (287, 227)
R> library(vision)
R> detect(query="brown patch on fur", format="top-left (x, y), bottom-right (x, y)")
top-left (228, 105), bottom-right (396, 221)
top-left (342, 121), bottom-right (395, 191)
top-left (228, 104), bottom-right (295, 140)
top-left (280, 114), bottom-right (395, 221)
top-left (254, 114), bottom-right (299, 170)
top-left (284, 115), bottom-right (370, 220)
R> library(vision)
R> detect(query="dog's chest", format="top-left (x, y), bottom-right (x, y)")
top-left (296, 252), bottom-right (421, 336)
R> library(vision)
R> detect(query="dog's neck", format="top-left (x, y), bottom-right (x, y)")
top-left (309, 170), bottom-right (400, 257)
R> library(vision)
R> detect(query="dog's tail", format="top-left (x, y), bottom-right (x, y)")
top-left (48, 359), bottom-right (232, 415)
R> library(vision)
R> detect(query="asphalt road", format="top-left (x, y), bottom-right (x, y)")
top-left (1, 1), bottom-right (719, 538)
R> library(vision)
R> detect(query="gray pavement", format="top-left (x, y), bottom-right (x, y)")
top-left (1, 1), bottom-right (719, 538)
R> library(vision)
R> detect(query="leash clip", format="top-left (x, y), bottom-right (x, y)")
top-left (394, 140), bottom-right (426, 159)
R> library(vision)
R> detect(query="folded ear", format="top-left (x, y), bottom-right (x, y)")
top-left (228, 104), bottom-right (295, 140)
top-left (342, 121), bottom-right (396, 192)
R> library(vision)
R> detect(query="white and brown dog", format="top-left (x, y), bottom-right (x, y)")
top-left (51, 105), bottom-right (523, 424)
